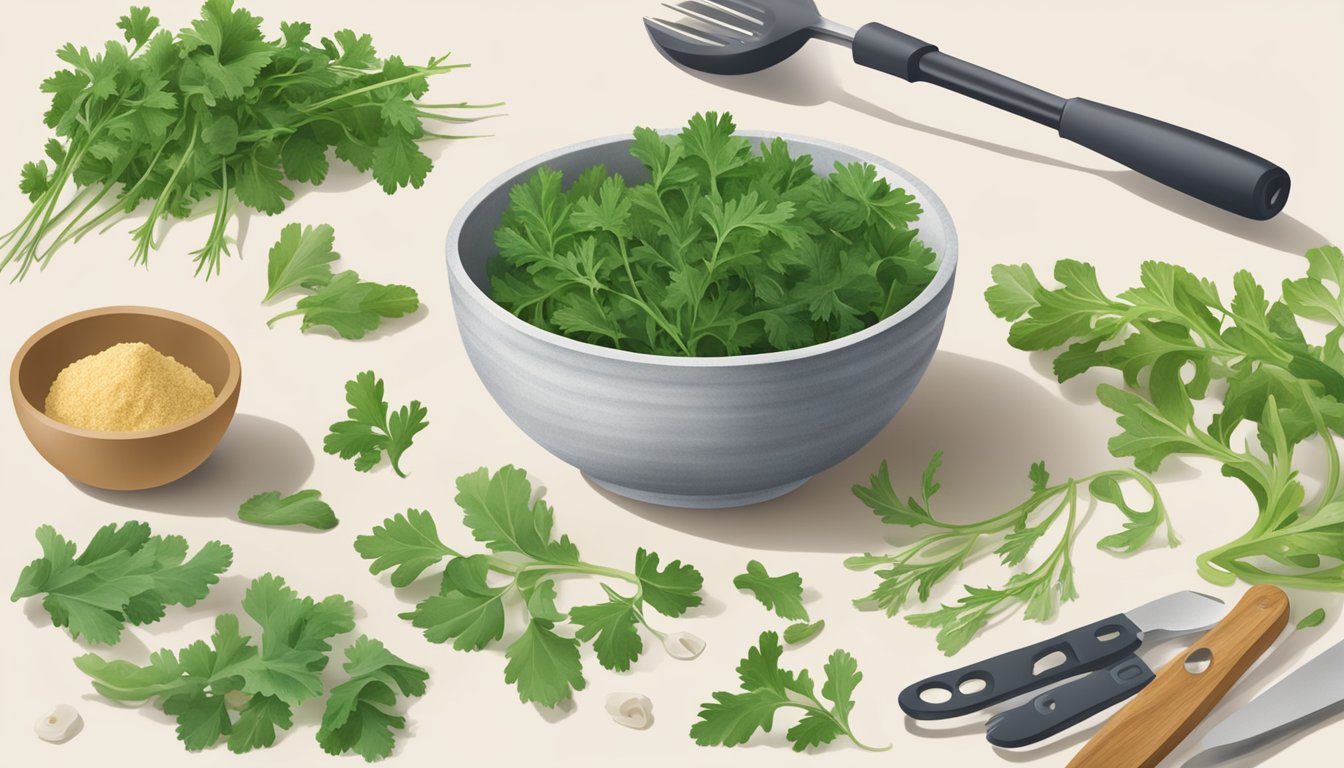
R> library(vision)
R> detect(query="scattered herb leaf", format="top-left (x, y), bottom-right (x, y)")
top-left (238, 490), bottom-right (338, 530)
top-left (316, 635), bottom-right (428, 762)
top-left (690, 631), bottom-right (887, 752)
top-left (783, 620), bottom-right (825, 645)
top-left (11, 521), bottom-right (231, 645)
top-left (355, 465), bottom-right (705, 707)
top-left (1296, 608), bottom-right (1326, 630)
top-left (75, 573), bottom-right (354, 753)
top-left (734, 560), bottom-right (808, 621)
top-left (323, 370), bottom-right (427, 478)
top-left (263, 223), bottom-right (419, 339)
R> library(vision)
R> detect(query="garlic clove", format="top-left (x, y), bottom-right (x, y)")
top-left (34, 704), bottom-right (81, 743)
top-left (605, 692), bottom-right (653, 730)
top-left (663, 631), bottom-right (706, 660)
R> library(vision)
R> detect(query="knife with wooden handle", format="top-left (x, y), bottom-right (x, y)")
top-left (1065, 585), bottom-right (1289, 768)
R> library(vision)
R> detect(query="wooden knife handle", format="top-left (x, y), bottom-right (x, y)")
top-left (1066, 585), bottom-right (1289, 768)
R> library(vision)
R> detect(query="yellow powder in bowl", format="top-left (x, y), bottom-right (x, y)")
top-left (44, 342), bottom-right (217, 432)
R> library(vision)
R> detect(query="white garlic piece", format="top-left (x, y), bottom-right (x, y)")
top-left (663, 631), bottom-right (706, 660)
top-left (34, 704), bottom-right (81, 743)
top-left (605, 692), bottom-right (653, 730)
top-left (529, 482), bottom-right (548, 508)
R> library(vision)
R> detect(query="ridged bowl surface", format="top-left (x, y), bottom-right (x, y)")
top-left (446, 131), bottom-right (958, 508)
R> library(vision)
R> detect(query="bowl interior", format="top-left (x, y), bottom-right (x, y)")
top-left (16, 309), bottom-right (236, 421)
top-left (454, 133), bottom-right (954, 309)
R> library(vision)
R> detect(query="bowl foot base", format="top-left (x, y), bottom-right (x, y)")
top-left (586, 475), bottom-right (811, 509)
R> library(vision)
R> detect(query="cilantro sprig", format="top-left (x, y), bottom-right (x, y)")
top-left (690, 631), bottom-right (886, 752)
top-left (490, 111), bottom-right (937, 356)
top-left (733, 560), bottom-right (824, 644)
top-left (987, 246), bottom-right (1344, 592)
top-left (324, 370), bottom-right (427, 478)
top-left (75, 573), bottom-right (357, 754)
top-left (2, 1), bottom-right (496, 280)
top-left (846, 454), bottom-right (1175, 655)
top-left (11, 521), bottom-right (232, 645)
top-left (355, 465), bottom-right (706, 707)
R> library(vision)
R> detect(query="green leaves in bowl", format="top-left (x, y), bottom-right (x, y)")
top-left (489, 112), bottom-right (937, 356)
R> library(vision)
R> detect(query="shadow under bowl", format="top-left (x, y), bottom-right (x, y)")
top-left (447, 131), bottom-right (958, 508)
top-left (10, 306), bottom-right (241, 491)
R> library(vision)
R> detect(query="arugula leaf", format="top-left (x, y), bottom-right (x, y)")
top-left (690, 632), bottom-right (886, 752)
top-left (263, 222), bottom-right (338, 301)
top-left (358, 466), bottom-right (706, 707)
top-left (783, 620), bottom-right (825, 645)
top-left (75, 573), bottom-right (353, 754)
top-left (733, 560), bottom-right (808, 621)
top-left (269, 270), bottom-right (420, 339)
top-left (3, 3), bottom-right (496, 281)
top-left (238, 490), bottom-right (338, 530)
top-left (490, 112), bottom-right (936, 356)
top-left (317, 635), bottom-right (427, 762)
top-left (11, 522), bottom-right (231, 645)
top-left (848, 453), bottom-right (1174, 654)
top-left (323, 370), bottom-right (427, 478)
top-left (263, 223), bottom-right (419, 338)
top-left (987, 248), bottom-right (1344, 594)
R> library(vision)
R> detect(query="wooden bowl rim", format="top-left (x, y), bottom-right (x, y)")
top-left (9, 305), bottom-right (241, 441)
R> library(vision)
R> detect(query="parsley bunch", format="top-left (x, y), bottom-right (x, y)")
top-left (356, 465), bottom-right (706, 707)
top-left (847, 455), bottom-right (1175, 654)
top-left (3, 1), bottom-right (493, 280)
top-left (490, 112), bottom-right (937, 356)
top-left (986, 246), bottom-right (1344, 592)
top-left (11, 521), bottom-right (232, 645)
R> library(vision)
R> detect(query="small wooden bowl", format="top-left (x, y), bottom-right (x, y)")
top-left (10, 306), bottom-right (241, 490)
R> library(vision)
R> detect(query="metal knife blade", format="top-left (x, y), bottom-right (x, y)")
top-left (1127, 590), bottom-right (1229, 637)
top-left (1195, 639), bottom-right (1344, 757)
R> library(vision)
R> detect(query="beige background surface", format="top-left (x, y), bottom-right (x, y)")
top-left (1, 1), bottom-right (1341, 766)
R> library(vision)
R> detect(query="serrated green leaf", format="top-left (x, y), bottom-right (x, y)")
top-left (734, 560), bottom-right (808, 621)
top-left (503, 621), bottom-right (585, 707)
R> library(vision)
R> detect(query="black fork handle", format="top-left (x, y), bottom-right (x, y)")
top-left (852, 23), bottom-right (1289, 220)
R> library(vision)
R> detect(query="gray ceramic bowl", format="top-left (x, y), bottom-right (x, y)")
top-left (447, 130), bottom-right (957, 508)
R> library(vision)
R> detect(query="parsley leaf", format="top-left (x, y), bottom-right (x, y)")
top-left (358, 466), bottom-right (706, 707)
top-left (238, 489), bottom-right (338, 530)
top-left (987, 247), bottom-right (1344, 594)
top-left (490, 112), bottom-right (937, 356)
top-left (733, 560), bottom-right (808, 621)
top-left (4, 2), bottom-right (496, 281)
top-left (317, 635), bottom-right (427, 762)
top-left (847, 453), bottom-right (1174, 654)
top-left (323, 370), bottom-right (427, 478)
top-left (11, 522), bottom-right (231, 645)
top-left (75, 573), bottom-right (353, 754)
top-left (690, 632), bottom-right (886, 752)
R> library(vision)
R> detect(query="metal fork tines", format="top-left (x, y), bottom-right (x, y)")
top-left (647, 0), bottom-right (766, 47)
